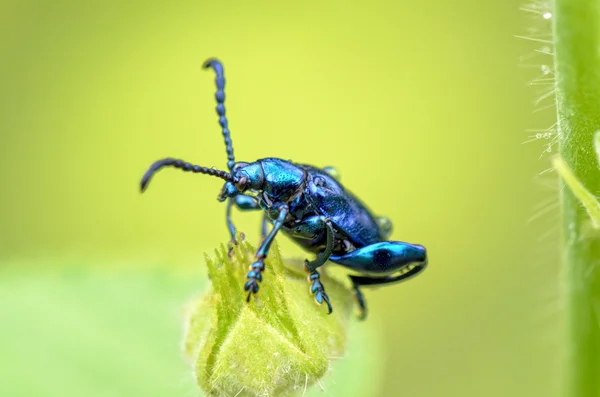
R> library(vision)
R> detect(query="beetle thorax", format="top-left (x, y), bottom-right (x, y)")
top-left (258, 158), bottom-right (306, 202)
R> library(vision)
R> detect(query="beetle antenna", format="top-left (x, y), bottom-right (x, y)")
top-left (140, 158), bottom-right (234, 192)
top-left (203, 58), bottom-right (235, 171)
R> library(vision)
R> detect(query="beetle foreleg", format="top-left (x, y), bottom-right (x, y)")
top-left (244, 204), bottom-right (289, 301)
top-left (225, 198), bottom-right (237, 247)
top-left (260, 213), bottom-right (269, 242)
top-left (226, 195), bottom-right (262, 255)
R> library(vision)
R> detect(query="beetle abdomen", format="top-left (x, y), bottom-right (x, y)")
top-left (301, 165), bottom-right (382, 248)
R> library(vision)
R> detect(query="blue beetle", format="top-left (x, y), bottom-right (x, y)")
top-left (141, 59), bottom-right (427, 319)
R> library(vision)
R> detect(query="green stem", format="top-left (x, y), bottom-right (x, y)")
top-left (596, 131), bottom-right (600, 164)
top-left (553, 0), bottom-right (600, 396)
top-left (553, 156), bottom-right (600, 228)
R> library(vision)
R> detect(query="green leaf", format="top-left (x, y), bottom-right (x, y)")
top-left (0, 262), bottom-right (383, 397)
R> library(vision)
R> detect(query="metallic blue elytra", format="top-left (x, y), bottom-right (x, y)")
top-left (140, 58), bottom-right (428, 319)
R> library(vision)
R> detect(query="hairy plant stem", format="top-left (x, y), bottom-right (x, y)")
top-left (553, 0), bottom-right (600, 395)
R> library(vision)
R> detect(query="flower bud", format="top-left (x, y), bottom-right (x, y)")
top-left (182, 241), bottom-right (353, 396)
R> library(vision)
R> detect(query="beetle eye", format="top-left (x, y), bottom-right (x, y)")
top-left (235, 176), bottom-right (248, 191)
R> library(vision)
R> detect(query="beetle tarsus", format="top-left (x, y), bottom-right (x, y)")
top-left (351, 281), bottom-right (368, 320)
top-left (308, 270), bottom-right (333, 314)
top-left (244, 258), bottom-right (265, 299)
top-left (227, 238), bottom-right (239, 257)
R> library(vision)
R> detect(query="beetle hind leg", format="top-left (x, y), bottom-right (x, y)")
top-left (350, 278), bottom-right (368, 320)
top-left (329, 241), bottom-right (428, 319)
top-left (330, 241), bottom-right (427, 277)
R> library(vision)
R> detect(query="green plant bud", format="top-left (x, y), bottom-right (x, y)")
top-left (182, 241), bottom-right (354, 397)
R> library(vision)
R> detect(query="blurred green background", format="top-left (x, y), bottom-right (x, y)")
top-left (0, 0), bottom-right (560, 396)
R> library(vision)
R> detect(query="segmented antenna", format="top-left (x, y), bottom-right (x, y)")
top-left (140, 158), bottom-right (233, 192)
top-left (203, 58), bottom-right (235, 170)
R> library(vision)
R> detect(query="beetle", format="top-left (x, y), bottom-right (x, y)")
top-left (140, 58), bottom-right (428, 319)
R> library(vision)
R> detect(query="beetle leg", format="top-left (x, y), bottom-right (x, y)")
top-left (304, 217), bottom-right (334, 271)
top-left (260, 213), bottom-right (269, 242)
top-left (225, 199), bottom-right (237, 252)
top-left (349, 270), bottom-right (432, 320)
top-left (226, 195), bottom-right (262, 255)
top-left (244, 204), bottom-right (289, 300)
top-left (330, 241), bottom-right (427, 319)
top-left (308, 270), bottom-right (332, 314)
top-left (350, 278), bottom-right (368, 320)
top-left (303, 217), bottom-right (334, 314)
top-left (329, 241), bottom-right (427, 276)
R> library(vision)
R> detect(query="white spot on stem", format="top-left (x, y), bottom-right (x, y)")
top-left (541, 64), bottom-right (552, 75)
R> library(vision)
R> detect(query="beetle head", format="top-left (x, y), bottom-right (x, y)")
top-left (217, 162), bottom-right (265, 201)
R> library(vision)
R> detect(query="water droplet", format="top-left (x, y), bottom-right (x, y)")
top-left (536, 133), bottom-right (542, 139)
top-left (540, 46), bottom-right (551, 54)
top-left (541, 65), bottom-right (551, 75)
top-left (543, 12), bottom-right (552, 20)
top-left (546, 147), bottom-right (552, 152)
top-left (544, 132), bottom-right (551, 139)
